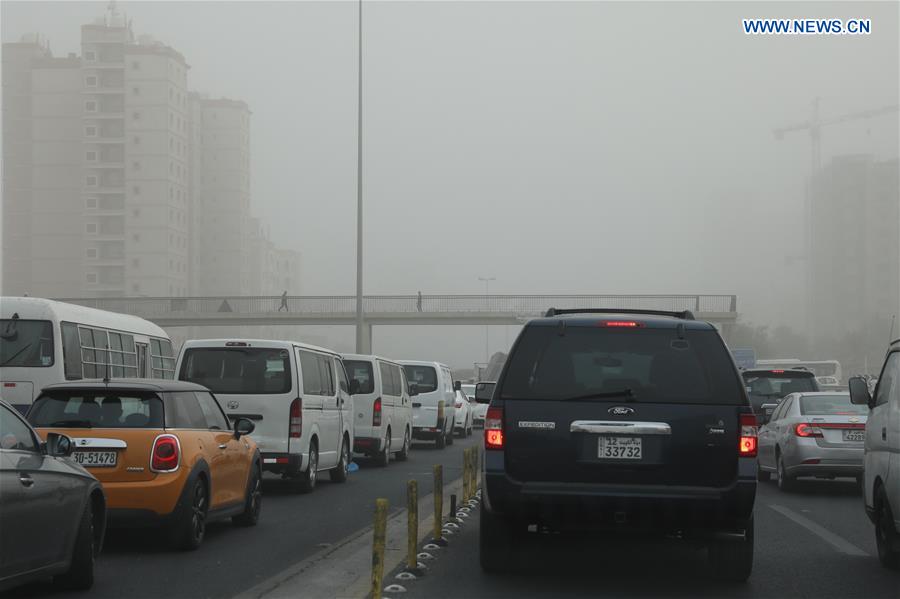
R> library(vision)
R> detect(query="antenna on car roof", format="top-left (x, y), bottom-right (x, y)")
top-left (103, 344), bottom-right (111, 384)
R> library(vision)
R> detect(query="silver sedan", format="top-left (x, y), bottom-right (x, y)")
top-left (758, 392), bottom-right (868, 491)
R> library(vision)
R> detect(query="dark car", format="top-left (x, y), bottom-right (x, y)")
top-left (741, 368), bottom-right (819, 417)
top-left (478, 309), bottom-right (757, 581)
top-left (0, 399), bottom-right (106, 591)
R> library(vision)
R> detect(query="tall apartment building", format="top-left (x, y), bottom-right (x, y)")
top-left (810, 155), bottom-right (899, 345)
top-left (2, 37), bottom-right (84, 297)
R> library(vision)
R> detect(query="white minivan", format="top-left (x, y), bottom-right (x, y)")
top-left (399, 360), bottom-right (455, 449)
top-left (176, 339), bottom-right (353, 493)
top-left (342, 354), bottom-right (413, 466)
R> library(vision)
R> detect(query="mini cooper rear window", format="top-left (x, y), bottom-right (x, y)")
top-left (29, 392), bottom-right (164, 428)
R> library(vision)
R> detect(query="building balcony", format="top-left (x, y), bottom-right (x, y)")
top-left (83, 87), bottom-right (125, 95)
top-left (85, 161), bottom-right (126, 169)
top-left (84, 137), bottom-right (126, 145)
top-left (83, 112), bottom-right (125, 120)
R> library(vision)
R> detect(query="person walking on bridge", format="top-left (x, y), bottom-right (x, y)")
top-left (279, 290), bottom-right (289, 312)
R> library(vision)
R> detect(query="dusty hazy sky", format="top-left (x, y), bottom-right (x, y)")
top-left (3, 1), bottom-right (898, 365)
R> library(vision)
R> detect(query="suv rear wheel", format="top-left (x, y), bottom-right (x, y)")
top-left (708, 517), bottom-right (754, 582)
top-left (875, 488), bottom-right (900, 570)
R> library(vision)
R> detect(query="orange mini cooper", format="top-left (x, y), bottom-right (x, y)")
top-left (28, 380), bottom-right (262, 550)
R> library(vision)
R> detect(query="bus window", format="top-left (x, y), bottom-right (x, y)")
top-left (0, 319), bottom-right (54, 368)
top-left (150, 338), bottom-right (176, 379)
top-left (61, 322), bottom-right (82, 380)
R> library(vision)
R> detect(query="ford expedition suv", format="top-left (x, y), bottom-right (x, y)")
top-left (478, 309), bottom-right (757, 581)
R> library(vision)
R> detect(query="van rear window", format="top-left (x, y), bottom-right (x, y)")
top-left (179, 348), bottom-right (292, 395)
top-left (499, 326), bottom-right (744, 404)
top-left (403, 365), bottom-right (438, 394)
top-left (345, 360), bottom-right (375, 394)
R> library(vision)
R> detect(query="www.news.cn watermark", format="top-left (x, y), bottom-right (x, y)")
top-left (743, 18), bottom-right (871, 35)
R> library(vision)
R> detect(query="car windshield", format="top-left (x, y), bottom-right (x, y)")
top-left (499, 326), bottom-right (743, 404)
top-left (743, 373), bottom-right (818, 399)
top-left (799, 394), bottom-right (868, 416)
top-left (0, 319), bottom-right (53, 367)
top-left (179, 348), bottom-right (292, 394)
top-left (344, 360), bottom-right (375, 394)
top-left (403, 365), bottom-right (438, 394)
top-left (29, 391), bottom-right (164, 428)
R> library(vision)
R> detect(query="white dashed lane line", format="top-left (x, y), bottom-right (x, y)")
top-left (768, 503), bottom-right (869, 557)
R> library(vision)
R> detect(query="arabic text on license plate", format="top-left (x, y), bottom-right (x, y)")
top-left (598, 436), bottom-right (642, 459)
top-left (843, 430), bottom-right (865, 442)
top-left (74, 450), bottom-right (117, 467)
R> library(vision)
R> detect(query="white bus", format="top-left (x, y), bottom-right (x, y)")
top-left (0, 297), bottom-right (174, 412)
top-left (756, 359), bottom-right (843, 384)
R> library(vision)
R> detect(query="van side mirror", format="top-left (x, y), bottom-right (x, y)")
top-left (234, 417), bottom-right (255, 438)
top-left (45, 432), bottom-right (74, 458)
top-left (349, 379), bottom-right (360, 395)
top-left (408, 383), bottom-right (419, 397)
top-left (474, 382), bottom-right (496, 404)
top-left (453, 380), bottom-right (462, 392)
top-left (849, 376), bottom-right (873, 409)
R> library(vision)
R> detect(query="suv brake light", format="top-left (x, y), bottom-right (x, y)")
top-left (739, 413), bottom-right (757, 457)
top-left (485, 406), bottom-right (504, 450)
top-left (373, 397), bottom-right (382, 427)
top-left (290, 398), bottom-right (302, 438)
top-left (151, 434), bottom-right (180, 472)
top-left (599, 321), bottom-right (644, 328)
top-left (795, 423), bottom-right (824, 438)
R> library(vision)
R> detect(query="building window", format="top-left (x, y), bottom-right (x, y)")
top-left (85, 101), bottom-right (98, 112)
top-left (85, 51), bottom-right (96, 61)
top-left (132, 86), bottom-right (140, 96)
top-left (132, 233), bottom-right (141, 242)
top-left (85, 126), bottom-right (97, 137)
top-left (86, 150), bottom-right (97, 162)
top-left (131, 60), bottom-right (140, 70)
top-left (132, 185), bottom-right (141, 196)
top-left (169, 187), bottom-right (174, 199)
top-left (86, 273), bottom-right (97, 283)
top-left (133, 136), bottom-right (140, 145)
top-left (132, 111), bottom-right (141, 121)
top-left (85, 75), bottom-right (98, 87)
top-left (86, 248), bottom-right (98, 259)
top-left (133, 208), bottom-right (140, 217)
top-left (86, 223), bottom-right (97, 234)
top-left (132, 283), bottom-right (140, 293)
top-left (86, 175), bottom-right (98, 186)
top-left (132, 258), bottom-right (140, 268)
top-left (86, 197), bottom-right (98, 209)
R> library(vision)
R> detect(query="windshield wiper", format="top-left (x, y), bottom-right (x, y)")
top-left (560, 389), bottom-right (635, 402)
top-left (47, 419), bottom-right (93, 428)
top-left (0, 342), bottom-right (33, 367)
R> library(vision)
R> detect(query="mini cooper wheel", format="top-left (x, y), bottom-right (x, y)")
top-left (174, 478), bottom-right (208, 550)
top-left (233, 465), bottom-right (262, 526)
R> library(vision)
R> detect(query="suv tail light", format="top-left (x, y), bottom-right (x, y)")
top-left (290, 398), bottom-right (302, 438)
top-left (795, 423), bottom-right (824, 438)
top-left (373, 397), bottom-right (382, 427)
top-left (739, 413), bottom-right (758, 457)
top-left (151, 434), bottom-right (180, 472)
top-left (485, 406), bottom-right (504, 450)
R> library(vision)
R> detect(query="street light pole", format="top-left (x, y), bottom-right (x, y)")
top-left (478, 277), bottom-right (496, 365)
top-left (355, 0), bottom-right (364, 352)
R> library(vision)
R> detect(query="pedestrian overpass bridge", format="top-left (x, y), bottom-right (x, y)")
top-left (57, 294), bottom-right (738, 353)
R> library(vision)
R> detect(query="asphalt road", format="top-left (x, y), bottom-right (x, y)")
top-left (6, 435), bottom-right (481, 599)
top-left (389, 478), bottom-right (900, 599)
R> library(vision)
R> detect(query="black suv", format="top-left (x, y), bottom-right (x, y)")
top-left (478, 309), bottom-right (757, 581)
top-left (741, 368), bottom-right (819, 415)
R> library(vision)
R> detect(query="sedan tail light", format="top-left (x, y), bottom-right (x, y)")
top-left (290, 398), bottom-right (302, 438)
top-left (151, 434), bottom-right (180, 472)
top-left (739, 413), bottom-right (758, 457)
top-left (485, 406), bottom-right (504, 450)
top-left (795, 423), bottom-right (824, 438)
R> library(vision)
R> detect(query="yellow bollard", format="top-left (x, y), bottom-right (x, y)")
top-left (433, 464), bottom-right (445, 543)
top-left (371, 498), bottom-right (388, 599)
top-left (465, 447), bottom-right (473, 500)
top-left (406, 480), bottom-right (418, 572)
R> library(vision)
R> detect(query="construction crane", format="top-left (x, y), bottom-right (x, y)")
top-left (774, 98), bottom-right (900, 173)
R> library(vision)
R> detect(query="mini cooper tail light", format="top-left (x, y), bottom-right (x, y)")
top-left (289, 398), bottom-right (302, 438)
top-left (151, 434), bottom-right (180, 472)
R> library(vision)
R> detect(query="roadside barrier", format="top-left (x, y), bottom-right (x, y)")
top-left (432, 464), bottom-right (447, 545)
top-left (371, 498), bottom-right (388, 599)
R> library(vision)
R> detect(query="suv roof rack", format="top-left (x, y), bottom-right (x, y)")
top-left (543, 308), bottom-right (695, 321)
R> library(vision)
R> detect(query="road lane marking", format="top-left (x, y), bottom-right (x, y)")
top-left (768, 504), bottom-right (869, 557)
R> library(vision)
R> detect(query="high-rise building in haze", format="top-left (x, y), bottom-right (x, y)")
top-left (1, 5), bottom-right (300, 298)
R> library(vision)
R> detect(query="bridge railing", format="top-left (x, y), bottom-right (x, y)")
top-left (56, 294), bottom-right (737, 317)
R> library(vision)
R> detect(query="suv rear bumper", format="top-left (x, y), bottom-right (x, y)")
top-left (483, 469), bottom-right (756, 533)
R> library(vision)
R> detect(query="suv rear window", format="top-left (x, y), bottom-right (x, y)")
top-left (29, 392), bottom-right (164, 428)
top-left (743, 372), bottom-right (817, 401)
top-left (180, 348), bottom-right (292, 395)
top-left (499, 326), bottom-right (743, 404)
top-left (403, 365), bottom-right (438, 393)
top-left (345, 360), bottom-right (375, 394)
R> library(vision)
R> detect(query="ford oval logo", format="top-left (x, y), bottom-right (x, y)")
top-left (608, 406), bottom-right (634, 416)
top-left (227, 401), bottom-right (240, 410)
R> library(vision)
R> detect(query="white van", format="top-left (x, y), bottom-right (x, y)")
top-left (399, 360), bottom-right (455, 449)
top-left (176, 339), bottom-right (353, 493)
top-left (342, 354), bottom-right (413, 466)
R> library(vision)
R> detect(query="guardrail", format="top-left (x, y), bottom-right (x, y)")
top-left (56, 294), bottom-right (737, 316)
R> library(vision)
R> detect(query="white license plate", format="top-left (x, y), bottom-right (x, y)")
top-left (74, 450), bottom-right (117, 467)
top-left (843, 430), bottom-right (865, 442)
top-left (598, 436), bottom-right (642, 459)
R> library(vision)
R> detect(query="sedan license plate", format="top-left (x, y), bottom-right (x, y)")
top-left (598, 436), bottom-right (642, 459)
top-left (843, 430), bottom-right (865, 442)
top-left (74, 450), bottom-right (117, 467)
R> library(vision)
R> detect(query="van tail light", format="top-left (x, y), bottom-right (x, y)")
top-left (739, 413), bottom-right (758, 457)
top-left (373, 397), bottom-right (382, 427)
top-left (485, 406), bottom-right (504, 450)
top-left (795, 423), bottom-right (824, 438)
top-left (455, 400), bottom-right (463, 409)
top-left (290, 398), bottom-right (302, 438)
top-left (151, 434), bottom-right (180, 472)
